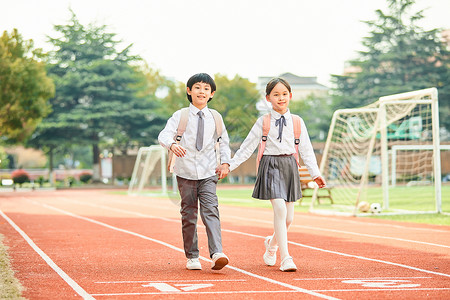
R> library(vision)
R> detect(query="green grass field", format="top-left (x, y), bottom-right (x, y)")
top-left (123, 184), bottom-right (450, 225)
top-left (212, 185), bottom-right (450, 226)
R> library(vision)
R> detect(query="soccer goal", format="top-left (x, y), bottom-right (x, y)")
top-left (128, 145), bottom-right (175, 195)
top-left (312, 88), bottom-right (442, 215)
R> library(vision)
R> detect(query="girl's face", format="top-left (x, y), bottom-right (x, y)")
top-left (187, 82), bottom-right (215, 110)
top-left (266, 82), bottom-right (292, 114)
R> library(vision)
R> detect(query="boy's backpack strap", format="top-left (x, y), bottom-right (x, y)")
top-left (209, 109), bottom-right (223, 166)
top-left (168, 107), bottom-right (189, 172)
top-left (209, 109), bottom-right (223, 140)
top-left (175, 107), bottom-right (190, 142)
top-left (292, 114), bottom-right (302, 166)
top-left (256, 113), bottom-right (271, 172)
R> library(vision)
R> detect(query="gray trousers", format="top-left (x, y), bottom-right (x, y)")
top-left (177, 175), bottom-right (223, 259)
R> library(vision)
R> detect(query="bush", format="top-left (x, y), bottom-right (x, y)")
top-left (79, 172), bottom-right (92, 183)
top-left (11, 169), bottom-right (30, 185)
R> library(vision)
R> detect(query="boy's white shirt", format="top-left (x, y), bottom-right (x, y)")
top-left (158, 104), bottom-right (231, 180)
top-left (229, 109), bottom-right (321, 179)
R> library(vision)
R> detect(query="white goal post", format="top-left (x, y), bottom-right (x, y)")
top-left (128, 145), bottom-right (170, 195)
top-left (313, 88), bottom-right (442, 215)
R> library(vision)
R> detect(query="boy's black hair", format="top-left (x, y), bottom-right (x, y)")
top-left (186, 73), bottom-right (216, 103)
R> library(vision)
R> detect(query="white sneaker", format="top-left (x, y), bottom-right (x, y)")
top-left (280, 256), bottom-right (297, 272)
top-left (263, 236), bottom-right (278, 266)
top-left (186, 258), bottom-right (202, 270)
top-left (211, 253), bottom-right (229, 270)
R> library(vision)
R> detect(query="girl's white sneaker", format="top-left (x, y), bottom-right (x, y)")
top-left (280, 256), bottom-right (297, 272)
top-left (263, 236), bottom-right (278, 266)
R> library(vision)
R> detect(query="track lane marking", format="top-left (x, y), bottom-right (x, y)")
top-left (90, 290), bottom-right (299, 296)
top-left (26, 198), bottom-right (338, 300)
top-left (59, 196), bottom-right (450, 249)
top-left (312, 288), bottom-right (450, 292)
top-left (95, 279), bottom-right (247, 283)
top-left (51, 196), bottom-right (450, 278)
top-left (126, 194), bottom-right (449, 233)
top-left (229, 216), bottom-right (450, 249)
top-left (0, 208), bottom-right (95, 300)
top-left (294, 277), bottom-right (431, 280)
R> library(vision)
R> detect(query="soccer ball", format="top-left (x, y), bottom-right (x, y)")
top-left (370, 203), bottom-right (382, 214)
top-left (357, 201), bottom-right (370, 213)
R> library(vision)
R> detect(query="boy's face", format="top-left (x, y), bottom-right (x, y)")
top-left (187, 82), bottom-right (215, 110)
top-left (266, 82), bottom-right (292, 114)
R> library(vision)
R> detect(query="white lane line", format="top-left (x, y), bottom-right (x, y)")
top-left (60, 196), bottom-right (450, 249)
top-left (55, 197), bottom-right (450, 278)
top-left (90, 287), bottom-right (450, 297)
top-left (295, 277), bottom-right (432, 281)
top-left (96, 279), bottom-right (247, 283)
top-left (229, 216), bottom-right (450, 249)
top-left (0, 209), bottom-right (95, 300)
top-left (91, 290), bottom-right (298, 296)
top-left (312, 288), bottom-right (450, 292)
top-left (27, 199), bottom-right (338, 300)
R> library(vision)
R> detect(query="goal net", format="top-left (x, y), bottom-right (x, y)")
top-left (128, 145), bottom-right (174, 195)
top-left (312, 88), bottom-right (442, 215)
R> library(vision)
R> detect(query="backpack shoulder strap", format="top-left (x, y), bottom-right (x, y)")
top-left (209, 108), bottom-right (223, 167)
top-left (168, 107), bottom-right (189, 172)
top-left (175, 107), bottom-right (190, 142)
top-left (256, 113), bottom-right (271, 172)
top-left (291, 114), bottom-right (302, 166)
top-left (209, 109), bottom-right (223, 141)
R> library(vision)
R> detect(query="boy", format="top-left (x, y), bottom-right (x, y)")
top-left (158, 73), bottom-right (231, 270)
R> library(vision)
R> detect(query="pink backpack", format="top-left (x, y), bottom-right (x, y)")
top-left (256, 113), bottom-right (302, 172)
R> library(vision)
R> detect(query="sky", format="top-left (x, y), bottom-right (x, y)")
top-left (1, 0), bottom-right (450, 86)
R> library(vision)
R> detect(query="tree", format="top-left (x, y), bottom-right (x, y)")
top-left (28, 11), bottom-right (165, 180)
top-left (154, 73), bottom-right (261, 144)
top-left (331, 0), bottom-right (450, 132)
top-left (289, 93), bottom-right (333, 141)
top-left (0, 29), bottom-right (54, 143)
top-left (209, 74), bottom-right (260, 143)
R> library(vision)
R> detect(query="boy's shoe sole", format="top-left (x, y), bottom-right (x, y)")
top-left (211, 253), bottom-right (229, 270)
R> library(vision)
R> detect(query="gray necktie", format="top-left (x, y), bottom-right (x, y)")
top-left (196, 111), bottom-right (204, 151)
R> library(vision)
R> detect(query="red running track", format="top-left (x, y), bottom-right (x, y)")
top-left (0, 189), bottom-right (449, 299)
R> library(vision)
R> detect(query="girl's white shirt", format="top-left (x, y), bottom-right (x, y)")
top-left (158, 104), bottom-right (231, 180)
top-left (229, 109), bottom-right (321, 179)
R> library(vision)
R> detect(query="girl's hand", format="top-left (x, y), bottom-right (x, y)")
top-left (216, 164), bottom-right (230, 180)
top-left (314, 176), bottom-right (326, 188)
top-left (170, 143), bottom-right (186, 157)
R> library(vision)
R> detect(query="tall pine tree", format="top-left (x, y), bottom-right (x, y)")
top-left (29, 11), bottom-right (164, 180)
top-left (331, 0), bottom-right (450, 133)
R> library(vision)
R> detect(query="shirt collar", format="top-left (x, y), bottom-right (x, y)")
top-left (271, 109), bottom-right (291, 120)
top-left (189, 103), bottom-right (208, 115)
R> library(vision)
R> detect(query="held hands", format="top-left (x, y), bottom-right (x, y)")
top-left (314, 176), bottom-right (327, 189)
top-left (216, 164), bottom-right (230, 180)
top-left (170, 143), bottom-right (186, 157)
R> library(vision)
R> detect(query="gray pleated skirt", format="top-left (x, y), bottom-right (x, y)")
top-left (252, 155), bottom-right (302, 202)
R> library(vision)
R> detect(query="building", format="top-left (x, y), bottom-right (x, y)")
top-left (256, 72), bottom-right (329, 113)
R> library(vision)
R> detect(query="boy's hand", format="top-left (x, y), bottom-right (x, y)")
top-left (170, 143), bottom-right (186, 157)
top-left (314, 176), bottom-right (326, 188)
top-left (216, 164), bottom-right (230, 180)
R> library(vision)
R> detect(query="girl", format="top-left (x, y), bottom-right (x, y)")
top-left (221, 77), bottom-right (326, 272)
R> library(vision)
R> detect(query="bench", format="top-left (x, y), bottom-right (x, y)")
top-left (298, 166), bottom-right (333, 204)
